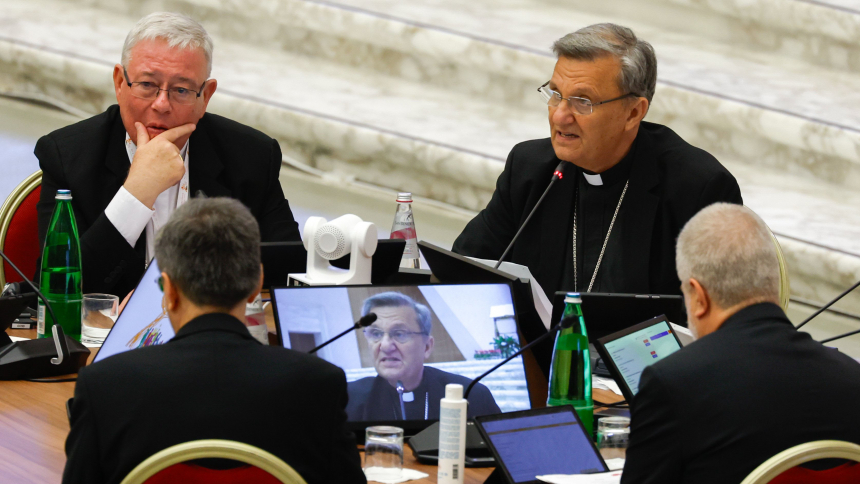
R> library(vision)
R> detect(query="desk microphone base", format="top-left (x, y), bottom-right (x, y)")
top-left (408, 420), bottom-right (496, 467)
top-left (0, 337), bottom-right (89, 380)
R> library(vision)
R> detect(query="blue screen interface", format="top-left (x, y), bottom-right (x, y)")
top-left (482, 410), bottom-right (606, 482)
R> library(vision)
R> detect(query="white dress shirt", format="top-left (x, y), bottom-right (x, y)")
top-left (104, 134), bottom-right (190, 264)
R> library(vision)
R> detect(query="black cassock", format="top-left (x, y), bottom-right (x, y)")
top-left (345, 366), bottom-right (500, 421)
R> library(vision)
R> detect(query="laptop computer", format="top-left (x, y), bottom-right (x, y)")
top-left (475, 405), bottom-right (609, 484)
top-left (270, 282), bottom-right (533, 464)
top-left (93, 259), bottom-right (175, 363)
top-left (593, 314), bottom-right (684, 404)
top-left (261, 239), bottom-right (407, 289)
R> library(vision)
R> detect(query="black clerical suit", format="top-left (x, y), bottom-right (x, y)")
top-left (63, 313), bottom-right (366, 484)
top-left (453, 122), bottom-right (742, 300)
top-left (622, 303), bottom-right (860, 484)
top-left (36, 105), bottom-right (301, 298)
top-left (346, 366), bottom-right (501, 420)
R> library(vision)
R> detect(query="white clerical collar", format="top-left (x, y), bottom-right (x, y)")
top-left (582, 172), bottom-right (603, 186)
top-left (402, 391), bottom-right (414, 402)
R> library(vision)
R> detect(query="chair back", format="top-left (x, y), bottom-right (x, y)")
top-left (740, 440), bottom-right (860, 484)
top-left (120, 439), bottom-right (308, 484)
top-left (0, 171), bottom-right (42, 287)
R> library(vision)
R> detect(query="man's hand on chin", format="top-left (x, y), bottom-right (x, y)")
top-left (123, 122), bottom-right (196, 209)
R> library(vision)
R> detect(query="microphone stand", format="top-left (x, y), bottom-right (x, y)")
top-left (307, 313), bottom-right (377, 354)
top-left (464, 316), bottom-right (574, 399)
top-left (819, 329), bottom-right (860, 345)
top-left (494, 162), bottom-right (566, 270)
top-left (796, 279), bottom-right (860, 330)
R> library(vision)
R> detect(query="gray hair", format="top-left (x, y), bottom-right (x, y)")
top-left (121, 12), bottom-right (214, 77)
top-left (676, 203), bottom-right (780, 309)
top-left (155, 198), bottom-right (261, 309)
top-left (362, 292), bottom-right (432, 336)
top-left (552, 23), bottom-right (657, 104)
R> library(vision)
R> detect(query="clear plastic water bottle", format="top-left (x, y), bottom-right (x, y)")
top-left (547, 292), bottom-right (593, 435)
top-left (390, 192), bottom-right (420, 269)
top-left (38, 189), bottom-right (83, 341)
top-left (245, 293), bottom-right (270, 345)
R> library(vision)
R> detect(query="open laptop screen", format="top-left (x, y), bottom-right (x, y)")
top-left (271, 283), bottom-right (531, 422)
top-left (596, 315), bottom-right (682, 400)
top-left (93, 259), bottom-right (175, 363)
top-left (476, 406), bottom-right (607, 483)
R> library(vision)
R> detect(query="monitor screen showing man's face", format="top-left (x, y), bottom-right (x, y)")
top-left (365, 305), bottom-right (434, 391)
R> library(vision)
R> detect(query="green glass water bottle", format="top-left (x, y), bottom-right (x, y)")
top-left (38, 189), bottom-right (83, 341)
top-left (547, 292), bottom-right (593, 435)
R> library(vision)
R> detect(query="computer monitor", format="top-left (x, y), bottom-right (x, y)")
top-left (593, 315), bottom-right (684, 403)
top-left (93, 259), bottom-right (175, 363)
top-left (270, 282), bottom-right (532, 428)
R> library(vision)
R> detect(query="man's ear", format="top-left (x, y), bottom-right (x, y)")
top-left (162, 273), bottom-right (181, 312)
top-left (688, 278), bottom-right (710, 320)
top-left (247, 264), bottom-right (264, 304)
top-left (424, 336), bottom-right (435, 360)
top-left (113, 64), bottom-right (125, 99)
top-left (201, 78), bottom-right (218, 110)
top-left (625, 97), bottom-right (649, 131)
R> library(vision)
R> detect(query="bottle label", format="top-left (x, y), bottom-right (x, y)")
top-left (37, 304), bottom-right (45, 336)
top-left (391, 209), bottom-right (419, 260)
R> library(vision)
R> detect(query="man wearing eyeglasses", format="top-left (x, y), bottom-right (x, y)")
top-left (346, 292), bottom-right (501, 420)
top-left (453, 24), bottom-right (742, 315)
top-left (35, 12), bottom-right (301, 300)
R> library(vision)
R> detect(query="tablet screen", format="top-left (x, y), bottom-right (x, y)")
top-left (479, 407), bottom-right (607, 482)
top-left (93, 260), bottom-right (175, 363)
top-left (602, 319), bottom-right (681, 395)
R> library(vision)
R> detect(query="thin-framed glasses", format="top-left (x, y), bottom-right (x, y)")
top-left (363, 327), bottom-right (428, 344)
top-left (123, 67), bottom-right (206, 105)
top-left (537, 81), bottom-right (635, 115)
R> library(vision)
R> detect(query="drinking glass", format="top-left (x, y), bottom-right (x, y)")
top-left (81, 294), bottom-right (119, 345)
top-left (364, 426), bottom-right (403, 481)
top-left (597, 416), bottom-right (630, 461)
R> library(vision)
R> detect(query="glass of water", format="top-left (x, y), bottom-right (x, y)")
top-left (597, 416), bottom-right (630, 461)
top-left (364, 426), bottom-right (403, 481)
top-left (81, 294), bottom-right (119, 345)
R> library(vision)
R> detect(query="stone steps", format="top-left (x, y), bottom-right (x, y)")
top-left (1, 0), bottom-right (858, 311)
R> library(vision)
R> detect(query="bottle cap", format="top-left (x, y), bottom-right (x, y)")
top-left (564, 292), bottom-right (582, 304)
top-left (55, 189), bottom-right (72, 200)
top-left (396, 192), bottom-right (413, 203)
top-left (445, 383), bottom-right (463, 400)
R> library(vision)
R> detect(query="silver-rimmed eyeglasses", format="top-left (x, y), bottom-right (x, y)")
top-left (363, 327), bottom-right (428, 344)
top-left (538, 81), bottom-right (635, 115)
top-left (123, 67), bottom-right (207, 105)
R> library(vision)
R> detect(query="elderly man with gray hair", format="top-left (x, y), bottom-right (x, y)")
top-left (36, 11), bottom-right (301, 302)
top-left (63, 198), bottom-right (365, 484)
top-left (454, 23), bottom-right (742, 343)
top-left (621, 203), bottom-right (860, 484)
top-left (346, 291), bottom-right (500, 421)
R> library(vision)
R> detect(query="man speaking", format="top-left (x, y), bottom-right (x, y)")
top-left (36, 12), bottom-right (301, 299)
top-left (346, 292), bottom-right (500, 420)
top-left (453, 23), bottom-right (742, 299)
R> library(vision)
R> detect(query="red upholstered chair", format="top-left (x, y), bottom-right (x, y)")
top-left (0, 171), bottom-right (42, 287)
top-left (120, 439), bottom-right (308, 484)
top-left (741, 440), bottom-right (860, 484)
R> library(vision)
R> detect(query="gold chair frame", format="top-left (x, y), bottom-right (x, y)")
top-left (120, 439), bottom-right (308, 484)
top-left (0, 170), bottom-right (42, 287)
top-left (770, 231), bottom-right (791, 312)
top-left (740, 440), bottom-right (860, 484)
